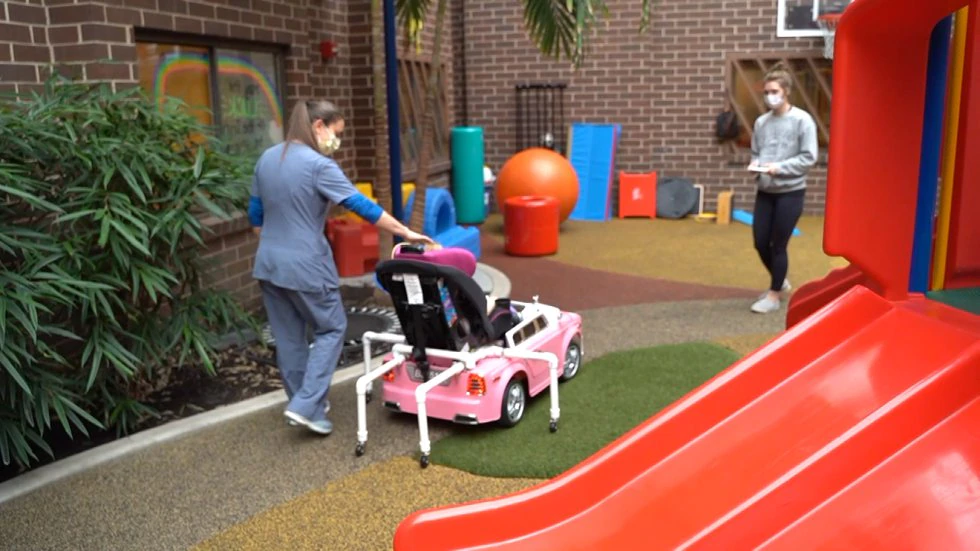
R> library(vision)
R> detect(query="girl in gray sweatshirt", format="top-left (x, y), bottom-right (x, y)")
top-left (747, 66), bottom-right (818, 314)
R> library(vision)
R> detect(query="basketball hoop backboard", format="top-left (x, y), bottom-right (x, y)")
top-left (777, 0), bottom-right (853, 38)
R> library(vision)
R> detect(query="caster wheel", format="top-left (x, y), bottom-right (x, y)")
top-left (420, 454), bottom-right (430, 468)
top-left (355, 443), bottom-right (365, 457)
top-left (549, 420), bottom-right (558, 433)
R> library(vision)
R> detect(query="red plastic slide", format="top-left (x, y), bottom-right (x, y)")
top-left (394, 287), bottom-right (980, 550)
top-left (785, 263), bottom-right (882, 329)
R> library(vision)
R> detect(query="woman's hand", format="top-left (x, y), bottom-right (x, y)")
top-left (401, 229), bottom-right (436, 246)
top-left (373, 211), bottom-right (436, 246)
top-left (765, 163), bottom-right (780, 176)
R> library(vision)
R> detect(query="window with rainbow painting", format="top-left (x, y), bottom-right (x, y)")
top-left (136, 41), bottom-right (285, 160)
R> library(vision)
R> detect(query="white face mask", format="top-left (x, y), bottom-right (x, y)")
top-left (764, 93), bottom-right (785, 110)
top-left (317, 129), bottom-right (341, 155)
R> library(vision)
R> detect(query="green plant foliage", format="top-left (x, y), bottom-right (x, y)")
top-left (0, 73), bottom-right (257, 468)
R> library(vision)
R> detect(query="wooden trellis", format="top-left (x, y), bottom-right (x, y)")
top-left (397, 55), bottom-right (451, 177)
top-left (726, 51), bottom-right (834, 149)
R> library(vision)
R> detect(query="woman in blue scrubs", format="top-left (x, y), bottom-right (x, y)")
top-left (248, 100), bottom-right (433, 435)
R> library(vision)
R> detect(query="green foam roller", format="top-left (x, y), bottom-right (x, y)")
top-left (451, 126), bottom-right (486, 224)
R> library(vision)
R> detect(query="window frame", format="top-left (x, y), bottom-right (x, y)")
top-left (133, 28), bottom-right (288, 139)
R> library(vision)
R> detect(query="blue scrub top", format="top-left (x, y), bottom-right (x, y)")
top-left (251, 142), bottom-right (357, 293)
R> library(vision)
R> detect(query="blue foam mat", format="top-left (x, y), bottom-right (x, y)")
top-left (568, 123), bottom-right (620, 221)
top-left (732, 209), bottom-right (802, 237)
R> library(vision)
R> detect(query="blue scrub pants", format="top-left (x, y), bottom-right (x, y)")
top-left (259, 280), bottom-right (347, 423)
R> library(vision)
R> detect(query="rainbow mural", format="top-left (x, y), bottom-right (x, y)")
top-left (152, 51), bottom-right (284, 129)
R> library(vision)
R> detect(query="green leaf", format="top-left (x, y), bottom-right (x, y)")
top-left (116, 163), bottom-right (148, 204)
top-left (108, 219), bottom-right (151, 256)
top-left (193, 189), bottom-right (229, 219)
top-left (23, 429), bottom-right (54, 459)
top-left (6, 299), bottom-right (37, 344)
top-left (60, 395), bottom-right (102, 429)
top-left (194, 338), bottom-right (215, 375)
top-left (50, 396), bottom-right (74, 437)
top-left (7, 426), bottom-right (38, 463)
top-left (98, 215), bottom-right (112, 247)
top-left (193, 145), bottom-right (206, 179)
top-left (0, 183), bottom-right (63, 213)
top-left (100, 165), bottom-right (116, 189)
top-left (110, 205), bottom-right (149, 234)
top-left (83, 340), bottom-right (103, 391)
top-left (0, 348), bottom-right (33, 397)
top-left (54, 209), bottom-right (100, 225)
top-left (0, 431), bottom-right (10, 465)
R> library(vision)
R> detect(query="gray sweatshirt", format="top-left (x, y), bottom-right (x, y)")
top-left (751, 105), bottom-right (818, 193)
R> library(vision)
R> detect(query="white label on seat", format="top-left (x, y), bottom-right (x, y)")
top-left (403, 274), bottom-right (424, 304)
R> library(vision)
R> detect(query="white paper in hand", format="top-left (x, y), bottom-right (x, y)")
top-left (748, 164), bottom-right (769, 173)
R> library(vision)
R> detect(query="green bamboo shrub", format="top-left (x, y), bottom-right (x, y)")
top-left (0, 75), bottom-right (256, 468)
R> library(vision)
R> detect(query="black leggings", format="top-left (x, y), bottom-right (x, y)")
top-left (753, 189), bottom-right (805, 291)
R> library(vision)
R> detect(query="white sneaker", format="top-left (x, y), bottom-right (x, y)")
top-left (758, 279), bottom-right (791, 301)
top-left (284, 410), bottom-right (333, 435)
top-left (287, 401), bottom-right (330, 426)
top-left (751, 295), bottom-right (781, 314)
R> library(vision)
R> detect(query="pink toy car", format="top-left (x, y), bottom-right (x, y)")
top-left (355, 247), bottom-right (584, 468)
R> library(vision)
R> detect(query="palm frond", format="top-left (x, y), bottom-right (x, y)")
top-left (396, 0), bottom-right (432, 52)
top-left (523, 0), bottom-right (656, 67)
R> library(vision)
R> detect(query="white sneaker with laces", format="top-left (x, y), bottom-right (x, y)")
top-left (751, 295), bottom-right (781, 314)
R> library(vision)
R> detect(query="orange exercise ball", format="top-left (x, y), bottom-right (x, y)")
top-left (496, 148), bottom-right (579, 223)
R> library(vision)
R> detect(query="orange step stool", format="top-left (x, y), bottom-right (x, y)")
top-left (326, 218), bottom-right (379, 277)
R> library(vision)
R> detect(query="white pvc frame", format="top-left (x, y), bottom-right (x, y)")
top-left (355, 331), bottom-right (561, 467)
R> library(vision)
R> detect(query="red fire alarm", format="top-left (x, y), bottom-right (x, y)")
top-left (320, 40), bottom-right (338, 61)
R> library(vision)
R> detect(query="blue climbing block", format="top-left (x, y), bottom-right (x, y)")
top-left (403, 187), bottom-right (481, 259)
top-left (404, 187), bottom-right (457, 237)
top-left (435, 225), bottom-right (481, 259)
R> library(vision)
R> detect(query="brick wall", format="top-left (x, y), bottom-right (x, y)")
top-left (456, 0), bottom-right (829, 214)
top-left (1, 0), bottom-right (52, 95)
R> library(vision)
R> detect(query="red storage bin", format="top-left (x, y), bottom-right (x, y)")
top-left (504, 195), bottom-right (560, 256)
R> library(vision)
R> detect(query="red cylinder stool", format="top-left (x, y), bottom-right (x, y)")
top-left (504, 195), bottom-right (560, 256)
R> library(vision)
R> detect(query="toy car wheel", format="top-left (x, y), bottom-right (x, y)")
top-left (498, 378), bottom-right (527, 428)
top-left (560, 338), bottom-right (582, 381)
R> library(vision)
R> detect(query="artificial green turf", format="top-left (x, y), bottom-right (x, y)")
top-left (927, 287), bottom-right (980, 315)
top-left (429, 342), bottom-right (741, 479)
